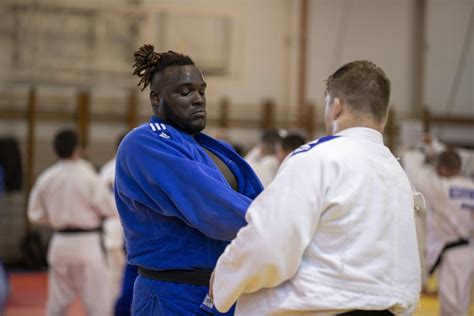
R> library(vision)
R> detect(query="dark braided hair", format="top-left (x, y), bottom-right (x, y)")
top-left (132, 44), bottom-right (195, 91)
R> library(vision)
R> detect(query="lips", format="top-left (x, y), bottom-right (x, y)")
top-left (193, 110), bottom-right (206, 118)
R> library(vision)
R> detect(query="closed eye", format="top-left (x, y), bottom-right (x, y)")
top-left (179, 90), bottom-right (191, 96)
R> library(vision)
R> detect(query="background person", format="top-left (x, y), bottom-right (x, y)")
top-left (27, 129), bottom-right (117, 316)
top-left (276, 132), bottom-right (307, 165)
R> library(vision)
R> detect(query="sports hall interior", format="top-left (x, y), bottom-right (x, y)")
top-left (0, 0), bottom-right (473, 315)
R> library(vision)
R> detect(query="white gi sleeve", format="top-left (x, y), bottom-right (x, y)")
top-left (412, 189), bottom-right (426, 213)
top-left (212, 153), bottom-right (327, 312)
top-left (27, 178), bottom-right (49, 225)
top-left (84, 161), bottom-right (118, 217)
top-left (90, 171), bottom-right (118, 218)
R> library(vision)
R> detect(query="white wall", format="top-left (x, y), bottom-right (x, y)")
top-left (425, 0), bottom-right (473, 116)
top-left (142, 0), bottom-right (300, 107)
top-left (306, 0), bottom-right (473, 146)
top-left (307, 0), bottom-right (414, 118)
top-left (423, 0), bottom-right (473, 144)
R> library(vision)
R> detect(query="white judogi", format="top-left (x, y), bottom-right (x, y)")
top-left (213, 128), bottom-right (421, 316)
top-left (401, 150), bottom-right (433, 286)
top-left (245, 147), bottom-right (279, 187)
top-left (28, 159), bottom-right (117, 316)
top-left (459, 148), bottom-right (474, 180)
top-left (100, 157), bottom-right (126, 302)
top-left (420, 171), bottom-right (474, 316)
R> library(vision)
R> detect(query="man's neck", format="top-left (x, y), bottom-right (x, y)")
top-left (331, 117), bottom-right (384, 135)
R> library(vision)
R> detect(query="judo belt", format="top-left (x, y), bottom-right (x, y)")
top-left (55, 227), bottom-right (102, 233)
top-left (138, 267), bottom-right (212, 286)
top-left (338, 310), bottom-right (393, 315)
top-left (429, 238), bottom-right (469, 275)
top-left (55, 227), bottom-right (106, 256)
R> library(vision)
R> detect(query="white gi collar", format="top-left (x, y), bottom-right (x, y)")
top-left (336, 127), bottom-right (384, 145)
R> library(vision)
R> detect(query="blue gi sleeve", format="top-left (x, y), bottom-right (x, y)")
top-left (116, 131), bottom-right (251, 241)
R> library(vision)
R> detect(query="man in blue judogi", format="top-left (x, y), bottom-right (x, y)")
top-left (114, 44), bottom-right (263, 315)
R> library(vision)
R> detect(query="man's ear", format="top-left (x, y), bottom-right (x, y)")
top-left (150, 90), bottom-right (159, 106)
top-left (150, 90), bottom-right (163, 114)
top-left (332, 97), bottom-right (343, 119)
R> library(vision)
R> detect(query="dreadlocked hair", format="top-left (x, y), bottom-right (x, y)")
top-left (132, 44), bottom-right (195, 91)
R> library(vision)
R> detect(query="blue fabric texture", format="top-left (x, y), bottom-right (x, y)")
top-left (0, 166), bottom-right (5, 196)
top-left (114, 263), bottom-right (138, 316)
top-left (0, 260), bottom-right (8, 314)
top-left (132, 276), bottom-right (235, 316)
top-left (115, 116), bottom-right (262, 315)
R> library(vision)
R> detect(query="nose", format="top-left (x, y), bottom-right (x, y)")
top-left (192, 91), bottom-right (205, 106)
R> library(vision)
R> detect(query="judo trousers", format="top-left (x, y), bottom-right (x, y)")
top-left (438, 246), bottom-right (474, 316)
top-left (114, 263), bottom-right (138, 316)
top-left (132, 275), bottom-right (235, 316)
top-left (46, 257), bottom-right (110, 316)
top-left (46, 233), bottom-right (111, 316)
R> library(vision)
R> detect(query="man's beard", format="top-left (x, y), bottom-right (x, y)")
top-left (161, 100), bottom-right (206, 135)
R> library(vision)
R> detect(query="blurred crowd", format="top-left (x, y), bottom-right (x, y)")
top-left (401, 133), bottom-right (474, 316)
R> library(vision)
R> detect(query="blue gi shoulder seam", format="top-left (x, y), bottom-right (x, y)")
top-left (291, 135), bottom-right (340, 157)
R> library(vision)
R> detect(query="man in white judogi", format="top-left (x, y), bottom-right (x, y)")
top-left (421, 150), bottom-right (474, 316)
top-left (28, 129), bottom-right (117, 316)
top-left (401, 148), bottom-right (433, 288)
top-left (100, 134), bottom-right (126, 303)
top-left (245, 129), bottom-right (283, 187)
top-left (402, 137), bottom-right (474, 297)
top-left (212, 61), bottom-right (421, 315)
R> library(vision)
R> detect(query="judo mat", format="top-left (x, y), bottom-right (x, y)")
top-left (3, 271), bottom-right (474, 315)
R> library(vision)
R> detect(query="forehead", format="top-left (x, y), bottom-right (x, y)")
top-left (161, 65), bottom-right (206, 87)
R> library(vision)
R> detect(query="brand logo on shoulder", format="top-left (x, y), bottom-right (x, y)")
top-left (149, 123), bottom-right (167, 132)
top-left (149, 122), bottom-right (170, 138)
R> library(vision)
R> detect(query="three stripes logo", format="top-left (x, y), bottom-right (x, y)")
top-left (149, 123), bottom-right (170, 139)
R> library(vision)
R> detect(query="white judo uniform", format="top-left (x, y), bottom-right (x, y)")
top-left (420, 170), bottom-right (474, 316)
top-left (28, 159), bottom-right (117, 316)
top-left (401, 150), bottom-right (432, 286)
top-left (100, 157), bottom-right (126, 302)
top-left (245, 146), bottom-right (279, 187)
top-left (213, 128), bottom-right (421, 316)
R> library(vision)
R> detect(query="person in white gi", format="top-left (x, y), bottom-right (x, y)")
top-left (245, 129), bottom-right (284, 187)
top-left (421, 150), bottom-right (474, 316)
top-left (211, 61), bottom-right (421, 316)
top-left (402, 134), bottom-right (474, 293)
top-left (401, 140), bottom-right (436, 290)
top-left (28, 129), bottom-right (117, 316)
top-left (100, 134), bottom-right (126, 303)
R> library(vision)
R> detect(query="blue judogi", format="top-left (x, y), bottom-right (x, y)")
top-left (115, 116), bottom-right (262, 315)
